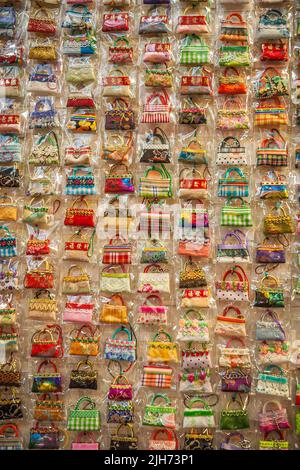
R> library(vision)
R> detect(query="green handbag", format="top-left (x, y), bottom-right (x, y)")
top-left (143, 393), bottom-right (176, 429)
top-left (221, 196), bottom-right (252, 227)
top-left (296, 413), bottom-right (300, 435)
top-left (180, 34), bottom-right (210, 65)
top-left (220, 395), bottom-right (249, 430)
top-left (219, 46), bottom-right (250, 67)
top-left (67, 396), bottom-right (100, 431)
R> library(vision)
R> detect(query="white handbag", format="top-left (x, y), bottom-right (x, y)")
top-left (179, 369), bottom-right (212, 393)
top-left (183, 397), bottom-right (216, 429)
top-left (219, 338), bottom-right (251, 368)
top-left (137, 264), bottom-right (170, 294)
top-left (256, 365), bottom-right (289, 398)
top-left (100, 265), bottom-right (131, 293)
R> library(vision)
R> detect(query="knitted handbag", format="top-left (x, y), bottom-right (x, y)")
top-left (145, 64), bottom-right (173, 88)
top-left (255, 67), bottom-right (288, 99)
top-left (256, 364), bottom-right (289, 397)
top-left (180, 66), bottom-right (213, 95)
top-left (217, 229), bottom-right (250, 263)
top-left (215, 265), bottom-right (249, 302)
top-left (180, 34), bottom-right (210, 65)
top-left (216, 97), bottom-right (249, 130)
top-left (221, 197), bottom-right (252, 227)
top-left (216, 136), bottom-right (247, 166)
top-left (141, 91), bottom-right (171, 124)
top-left (218, 167), bottom-right (249, 198)
top-left (256, 129), bottom-right (288, 167)
top-left (178, 138), bottom-right (207, 164)
top-left (218, 67), bottom-right (247, 95)
top-left (138, 164), bottom-right (172, 199)
top-left (67, 396), bottom-right (100, 431)
top-left (254, 274), bottom-right (284, 308)
top-left (141, 127), bottom-right (171, 163)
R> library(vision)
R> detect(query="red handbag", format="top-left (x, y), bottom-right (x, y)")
top-left (102, 236), bottom-right (132, 265)
top-left (108, 37), bottom-right (133, 64)
top-left (27, 8), bottom-right (57, 35)
top-left (102, 12), bottom-right (129, 32)
top-left (218, 67), bottom-right (247, 95)
top-left (26, 235), bottom-right (51, 256)
top-left (24, 260), bottom-right (54, 289)
top-left (64, 197), bottom-right (96, 228)
top-left (31, 325), bottom-right (63, 358)
top-left (260, 42), bottom-right (288, 62)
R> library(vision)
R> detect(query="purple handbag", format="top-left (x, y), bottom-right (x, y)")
top-left (217, 229), bottom-right (249, 262)
top-left (221, 368), bottom-right (252, 393)
top-left (220, 431), bottom-right (251, 450)
top-left (256, 238), bottom-right (286, 264)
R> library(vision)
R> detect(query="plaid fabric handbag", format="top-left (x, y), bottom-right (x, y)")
top-left (215, 265), bottom-right (249, 302)
top-left (141, 127), bottom-right (171, 163)
top-left (180, 34), bottom-right (210, 65)
top-left (218, 67), bottom-right (247, 95)
top-left (218, 167), bottom-right (249, 198)
top-left (219, 45), bottom-right (250, 67)
top-left (256, 129), bottom-right (288, 167)
top-left (216, 136), bottom-right (247, 166)
top-left (142, 365), bottom-right (173, 388)
top-left (254, 98), bottom-right (288, 127)
top-left (216, 97), bottom-right (249, 130)
top-left (221, 197), bottom-right (252, 227)
top-left (138, 164), bottom-right (172, 199)
top-left (102, 236), bottom-right (132, 265)
top-left (0, 226), bottom-right (16, 257)
top-left (255, 67), bottom-right (288, 99)
top-left (179, 138), bottom-right (207, 164)
top-left (67, 396), bottom-right (100, 431)
top-left (65, 166), bottom-right (96, 195)
top-left (139, 206), bottom-right (171, 237)
top-left (141, 91), bottom-right (171, 123)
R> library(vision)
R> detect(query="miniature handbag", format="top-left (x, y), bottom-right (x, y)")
top-left (139, 7), bottom-right (170, 35)
top-left (28, 289), bottom-right (57, 321)
top-left (23, 198), bottom-right (52, 227)
top-left (0, 424), bottom-right (23, 450)
top-left (24, 259), bottom-right (54, 289)
top-left (179, 97), bottom-right (206, 125)
top-left (258, 400), bottom-right (290, 433)
top-left (108, 375), bottom-right (133, 400)
top-left (104, 326), bottom-right (136, 362)
top-left (67, 109), bottom-right (97, 133)
top-left (141, 127), bottom-right (171, 163)
top-left (62, 4), bottom-right (93, 28)
top-left (102, 68), bottom-right (131, 97)
top-left (179, 368), bottom-right (212, 393)
top-left (256, 238), bottom-right (286, 264)
top-left (256, 310), bottom-right (286, 341)
top-left (147, 330), bottom-right (178, 363)
top-left (28, 8), bottom-right (57, 34)
top-left (216, 136), bottom-right (247, 166)
top-left (137, 294), bottom-right (168, 325)
top-left (143, 40), bottom-right (171, 63)
top-left (102, 133), bottom-right (132, 162)
top-left (102, 11), bottom-right (129, 32)
top-left (180, 66), bottom-right (213, 95)
top-left (107, 400), bottom-right (133, 424)
top-left (31, 325), bottom-right (63, 358)
top-left (256, 364), bottom-right (289, 397)
top-left (179, 138), bottom-right (207, 164)
top-left (258, 340), bottom-right (289, 365)
top-left (179, 261), bottom-right (207, 288)
top-left (220, 368), bottom-right (252, 393)
top-left (64, 197), bottom-right (96, 228)
top-left (181, 287), bottom-right (211, 308)
top-left (62, 265), bottom-right (90, 295)
top-left (138, 264), bottom-right (170, 294)
top-left (216, 97), bottom-right (249, 130)
top-left (254, 98), bottom-right (288, 127)
top-left (218, 167), bottom-right (248, 198)
top-left (220, 396), bottom-right (249, 430)
top-left (220, 431), bottom-right (251, 451)
top-left (65, 144), bottom-right (92, 166)
top-left (219, 45), bottom-right (250, 67)
top-left (178, 310), bottom-right (209, 342)
top-left (29, 131), bottom-right (59, 166)
top-left (29, 98), bottom-right (58, 130)
top-left (215, 305), bottom-right (246, 338)
top-left (104, 164), bottom-right (134, 194)
top-left (143, 394), bottom-right (176, 429)
top-left (139, 206), bottom-right (171, 238)
top-left (259, 430), bottom-right (289, 450)
top-left (184, 430), bottom-right (214, 451)
top-left (69, 324), bottom-right (99, 356)
top-left (63, 297), bottom-right (94, 323)
top-left (0, 325), bottom-right (18, 353)
top-left (260, 41), bottom-right (288, 62)
top-left (28, 424), bottom-right (61, 450)
top-left (0, 226), bottom-right (16, 257)
top-left (0, 355), bottom-right (21, 387)
top-left (32, 360), bottom-right (62, 394)
top-left (64, 228), bottom-right (95, 261)
top-left (215, 265), bottom-right (249, 302)
top-left (69, 360), bottom-right (97, 390)
top-left (179, 167), bottom-right (208, 199)
top-left (255, 67), bottom-right (288, 100)
top-left (257, 9), bottom-right (289, 40)
top-left (0, 134), bottom-right (21, 163)
top-left (100, 265), bottom-right (131, 293)
top-left (220, 12), bottom-right (248, 42)
top-left (62, 29), bottom-right (97, 56)
top-left (149, 429), bottom-right (178, 451)
top-left (105, 98), bottom-right (135, 130)
top-left (142, 365), bottom-right (173, 389)
top-left (0, 166), bottom-right (20, 187)
top-left (67, 396), bottom-right (100, 431)
top-left (217, 230), bottom-right (249, 263)
top-left (0, 261), bottom-right (18, 290)
top-left (183, 397), bottom-right (215, 429)
top-left (110, 424), bottom-right (137, 450)
top-left (218, 67), bottom-right (247, 95)
top-left (0, 68), bottom-right (20, 98)
top-left (256, 130), bottom-right (288, 167)
top-left (263, 205), bottom-right (295, 234)
top-left (138, 164), bottom-right (172, 199)
top-left (145, 64), bottom-right (173, 88)
top-left (254, 274), bottom-right (284, 308)
top-left (0, 388), bottom-right (22, 421)
top-left (28, 63), bottom-right (58, 95)
top-left (219, 338), bottom-right (251, 368)
top-left (71, 432), bottom-right (99, 451)
top-left (181, 344), bottom-right (212, 369)
top-left (141, 91), bottom-right (171, 124)
top-left (102, 236), bottom-right (132, 265)
top-left (109, 37), bottom-right (133, 64)
top-left (221, 197), bottom-right (252, 227)
top-left (180, 34), bottom-right (210, 65)
top-left (100, 294), bottom-right (128, 324)
top-left (65, 166), bottom-right (96, 195)
top-left (0, 298), bottom-right (16, 325)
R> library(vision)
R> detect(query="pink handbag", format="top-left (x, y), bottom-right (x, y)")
top-left (137, 294), bottom-right (168, 325)
top-left (63, 297), bottom-right (94, 323)
top-left (71, 432), bottom-right (99, 450)
top-left (258, 400), bottom-right (290, 433)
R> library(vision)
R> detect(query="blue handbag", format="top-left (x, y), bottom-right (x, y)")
top-left (104, 326), bottom-right (137, 362)
top-left (29, 98), bottom-right (57, 129)
top-left (0, 7), bottom-right (16, 32)
top-left (0, 225), bottom-right (17, 258)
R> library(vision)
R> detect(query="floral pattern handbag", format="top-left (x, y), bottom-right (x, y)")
top-left (147, 329), bottom-right (178, 363)
top-left (178, 309), bottom-right (209, 342)
top-left (143, 394), bottom-right (176, 429)
top-left (215, 265), bottom-right (249, 302)
top-left (254, 274), bottom-right (284, 308)
top-left (141, 127), bottom-right (171, 163)
top-left (137, 264), bottom-right (170, 294)
top-left (255, 67), bottom-right (288, 100)
top-left (137, 294), bottom-right (168, 325)
top-left (104, 326), bottom-right (136, 362)
top-left (104, 164), bottom-right (134, 194)
top-left (216, 97), bottom-right (249, 130)
top-left (69, 324), bottom-right (99, 357)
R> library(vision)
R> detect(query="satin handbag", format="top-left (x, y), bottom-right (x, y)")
top-left (215, 265), bottom-right (249, 302)
top-left (143, 41), bottom-right (171, 63)
top-left (104, 164), bottom-right (134, 194)
top-left (254, 274), bottom-right (284, 308)
top-left (69, 360), bottom-right (97, 390)
top-left (256, 310), bottom-right (286, 341)
top-left (63, 297), bottom-right (94, 323)
top-left (108, 375), bottom-right (133, 400)
top-left (69, 324), bottom-right (99, 356)
top-left (100, 294), bottom-right (128, 324)
top-left (64, 197), bottom-right (96, 228)
top-left (104, 326), bottom-right (136, 362)
top-left (147, 330), bottom-right (178, 363)
top-left (183, 397), bottom-right (215, 429)
top-left (216, 136), bottom-right (247, 166)
top-left (258, 400), bottom-right (290, 433)
top-left (67, 396), bottom-right (100, 431)
top-left (32, 360), bottom-right (62, 394)
top-left (28, 8), bottom-right (57, 34)
top-left (143, 394), bottom-right (176, 429)
top-left (24, 259), bottom-right (54, 289)
top-left (256, 364), bottom-right (289, 398)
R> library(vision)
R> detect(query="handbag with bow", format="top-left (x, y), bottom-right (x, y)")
top-left (32, 360), bottom-right (62, 394)
top-left (180, 34), bottom-right (210, 65)
top-left (143, 394), bottom-right (176, 429)
top-left (218, 167), bottom-right (249, 198)
top-left (259, 400), bottom-right (290, 433)
top-left (216, 136), bottom-right (247, 166)
top-left (183, 396), bottom-right (215, 429)
top-left (31, 325), bottom-right (63, 358)
top-left (218, 67), bottom-right (247, 95)
top-left (215, 265), bottom-right (249, 302)
top-left (105, 98), bottom-right (135, 130)
top-left (69, 324), bottom-right (99, 356)
top-left (256, 130), bottom-right (288, 167)
top-left (141, 127), bottom-right (171, 163)
top-left (217, 230), bottom-right (249, 263)
top-left (147, 329), bottom-right (178, 363)
top-left (67, 396), bottom-right (100, 431)
top-left (104, 164), bottom-right (134, 194)
top-left (104, 326), bottom-right (136, 362)
top-left (221, 197), bottom-right (252, 227)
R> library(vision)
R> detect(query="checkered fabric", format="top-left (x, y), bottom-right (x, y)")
top-left (256, 149), bottom-right (288, 167)
top-left (102, 244), bottom-right (132, 264)
top-left (221, 204), bottom-right (252, 227)
top-left (139, 211), bottom-right (171, 237)
top-left (254, 107), bottom-right (288, 127)
top-left (142, 365), bottom-right (172, 388)
top-left (218, 178), bottom-right (249, 197)
top-left (65, 175), bottom-right (96, 196)
top-left (67, 409), bottom-right (100, 431)
top-left (138, 178), bottom-right (172, 199)
top-left (180, 46), bottom-right (209, 65)
top-left (0, 236), bottom-right (17, 257)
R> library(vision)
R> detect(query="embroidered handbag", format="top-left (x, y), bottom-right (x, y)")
top-left (256, 364), bottom-right (289, 397)
top-left (141, 127), bottom-right (171, 163)
top-left (183, 397), bottom-right (215, 429)
top-left (0, 134), bottom-right (21, 163)
top-left (0, 226), bottom-right (16, 257)
top-left (218, 167), bottom-right (249, 198)
top-left (145, 64), bottom-right (172, 88)
top-left (142, 365), bottom-right (173, 389)
top-left (0, 424), bottom-right (23, 450)
top-left (219, 338), bottom-right (251, 368)
top-left (215, 265), bottom-right (249, 302)
top-left (216, 97), bottom-right (249, 130)
top-left (0, 388), bottom-right (22, 421)
top-left (29, 131), bottom-right (59, 166)
top-left (259, 400), bottom-right (290, 433)
top-left (0, 166), bottom-right (20, 187)
top-left (0, 355), bottom-right (20, 387)
top-left (180, 66), bottom-right (212, 96)
top-left (255, 67), bottom-right (288, 100)
top-left (28, 290), bottom-right (57, 321)
top-left (29, 423), bottom-right (62, 450)
top-left (0, 261), bottom-right (18, 290)
top-left (69, 360), bottom-right (97, 390)
top-left (109, 37), bottom-right (133, 64)
top-left (147, 330), bottom-right (178, 363)
top-left (220, 368), bottom-right (252, 393)
top-left (31, 325), bottom-right (63, 358)
top-left (138, 264), bottom-right (170, 294)
top-left (259, 430), bottom-right (289, 450)
top-left (179, 368), bottom-right (212, 393)
top-left (107, 400), bottom-right (133, 424)
top-left (28, 63), bottom-right (58, 95)
top-left (62, 30), bottom-right (97, 56)
top-left (28, 8), bottom-right (57, 34)
top-left (24, 259), bottom-right (54, 289)
top-left (143, 394), bottom-right (176, 429)
top-left (143, 40), bottom-right (171, 63)
top-left (217, 230), bottom-right (249, 263)
top-left (62, 265), bottom-right (90, 295)
top-left (215, 305), bottom-right (246, 338)
top-left (182, 344), bottom-right (212, 369)
top-left (259, 171), bottom-right (288, 199)
top-left (137, 294), bottom-right (168, 324)
top-left (219, 45), bottom-right (250, 67)
top-left (179, 167), bottom-right (208, 199)
top-left (257, 9), bottom-right (289, 40)
top-left (100, 265), bottom-right (131, 293)
top-left (149, 429), bottom-right (178, 451)
top-left (69, 324), bottom-right (99, 356)
top-left (260, 41), bottom-right (288, 62)
top-left (256, 130), bottom-right (288, 167)
top-left (105, 98), bottom-right (135, 130)
top-left (67, 396), bottom-right (100, 431)
top-left (104, 326), bottom-right (136, 362)
top-left (179, 261), bottom-right (207, 289)
top-left (184, 430), bottom-right (214, 451)
top-left (102, 11), bottom-right (129, 32)
top-left (105, 164), bottom-right (134, 194)
top-left (177, 8), bottom-right (209, 35)
top-left (178, 310), bottom-right (209, 342)
top-left (108, 375), bottom-right (133, 400)
top-left (100, 294), bottom-right (128, 324)
top-left (218, 67), bottom-right (247, 95)
top-left (32, 360), bottom-right (62, 394)
top-left (65, 166), bottom-right (96, 195)
top-left (221, 197), bottom-right (252, 227)
top-left (179, 138), bottom-right (207, 164)
top-left (139, 206), bottom-right (171, 237)
top-left (71, 432), bottom-right (99, 451)
top-left (64, 228), bottom-right (95, 261)
top-left (102, 68), bottom-right (131, 97)
top-left (254, 98), bottom-right (288, 127)
top-left (181, 287), bottom-right (211, 308)
top-left (67, 109), bottom-right (97, 133)
top-left (179, 97), bottom-right (207, 125)
top-left (220, 12), bottom-right (248, 42)
top-left (63, 296), bottom-right (94, 323)
top-left (220, 396), bottom-right (249, 430)
top-left (220, 431), bottom-right (251, 450)
top-left (180, 34), bottom-right (210, 65)
top-left (139, 7), bottom-right (170, 35)
top-left (216, 136), bottom-right (247, 166)
top-left (256, 310), bottom-right (285, 341)
top-left (258, 340), bottom-right (289, 365)
top-left (263, 205), bottom-right (295, 234)
top-left (141, 91), bottom-right (171, 124)
top-left (102, 133), bottom-right (132, 162)
top-left (254, 274), bottom-right (284, 308)
top-left (138, 164), bottom-right (172, 199)
top-left (64, 197), bottom-right (95, 228)
top-left (29, 98), bottom-right (58, 130)
top-left (110, 424), bottom-right (137, 450)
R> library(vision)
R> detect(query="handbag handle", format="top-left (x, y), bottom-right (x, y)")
top-left (183, 34), bottom-right (205, 46)
top-left (115, 423), bottom-right (134, 438)
top-left (260, 66), bottom-right (282, 79)
top-left (225, 394), bottom-right (247, 412)
top-left (73, 323), bottom-right (96, 339)
top-left (220, 136), bottom-right (241, 149)
top-left (221, 305), bottom-right (243, 319)
top-left (0, 424), bottom-right (19, 438)
top-left (113, 36), bottom-right (130, 47)
top-left (37, 359), bottom-right (57, 373)
top-left (224, 431), bottom-right (245, 444)
top-left (222, 96), bottom-right (243, 110)
top-left (112, 325), bottom-right (132, 341)
top-left (71, 196), bottom-right (89, 209)
top-left (262, 400), bottom-right (282, 414)
top-left (143, 263), bottom-right (165, 273)
top-left (66, 264), bottom-right (87, 277)
top-left (31, 327), bottom-right (54, 344)
top-left (146, 127), bottom-right (169, 145)
top-left (224, 12), bottom-right (245, 25)
top-left (74, 432), bottom-right (97, 444)
top-left (223, 167), bottom-right (246, 180)
top-left (34, 289), bottom-right (53, 300)
top-left (151, 429), bottom-right (176, 441)
top-left (71, 165), bottom-right (93, 177)
top-left (225, 196), bottom-right (246, 207)
top-left (153, 329), bottom-right (172, 342)
top-left (260, 9), bottom-right (285, 24)
top-left (102, 264), bottom-right (127, 274)
top-left (112, 374), bottom-right (130, 385)
top-left (74, 396), bottom-right (95, 410)
top-left (263, 429), bottom-right (285, 441)
top-left (144, 164), bottom-right (169, 180)
top-left (221, 229), bottom-right (245, 246)
top-left (107, 68), bottom-right (126, 77)
top-left (108, 294), bottom-right (125, 306)
top-left (222, 264), bottom-right (248, 283)
top-left (112, 97), bottom-right (130, 110)
top-left (76, 359), bottom-right (94, 372)
top-left (185, 396), bottom-right (211, 409)
top-left (259, 273), bottom-right (280, 288)
top-left (150, 393), bottom-right (171, 406)
top-left (223, 67), bottom-right (240, 77)
top-left (183, 309), bottom-right (203, 320)
top-left (225, 336), bottom-right (246, 348)
top-left (263, 364), bottom-right (284, 376)
top-left (146, 90), bottom-right (169, 106)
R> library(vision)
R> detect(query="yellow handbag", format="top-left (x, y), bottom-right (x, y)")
top-left (147, 330), bottom-right (178, 363)
top-left (263, 205), bottom-right (295, 235)
top-left (28, 289), bottom-right (58, 321)
top-left (0, 196), bottom-right (17, 222)
top-left (69, 324), bottom-right (99, 357)
top-left (29, 44), bottom-right (57, 61)
top-left (99, 294), bottom-right (128, 324)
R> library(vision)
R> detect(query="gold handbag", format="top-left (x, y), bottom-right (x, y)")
top-left (147, 330), bottom-right (178, 363)
top-left (0, 196), bottom-right (17, 221)
top-left (62, 265), bottom-right (91, 295)
top-left (263, 205), bottom-right (295, 235)
top-left (28, 289), bottom-right (57, 321)
top-left (100, 294), bottom-right (128, 324)
top-left (29, 44), bottom-right (57, 61)
top-left (179, 260), bottom-right (207, 289)
top-left (102, 134), bottom-right (132, 162)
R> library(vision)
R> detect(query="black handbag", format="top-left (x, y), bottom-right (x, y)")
top-left (183, 430), bottom-right (214, 450)
top-left (140, 127), bottom-right (171, 163)
top-left (0, 166), bottom-right (20, 187)
top-left (69, 360), bottom-right (97, 390)
top-left (0, 388), bottom-right (23, 420)
top-left (110, 424), bottom-right (138, 450)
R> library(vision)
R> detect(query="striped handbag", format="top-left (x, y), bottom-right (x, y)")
top-left (0, 226), bottom-right (17, 257)
top-left (218, 167), bottom-right (249, 198)
top-left (221, 197), bottom-right (252, 227)
top-left (141, 91), bottom-right (171, 123)
top-left (180, 34), bottom-right (210, 65)
top-left (142, 365), bottom-right (173, 388)
top-left (179, 138), bottom-right (207, 164)
top-left (254, 98), bottom-right (288, 127)
top-left (138, 164), bottom-right (172, 199)
top-left (102, 236), bottom-right (132, 265)
top-left (256, 129), bottom-right (288, 167)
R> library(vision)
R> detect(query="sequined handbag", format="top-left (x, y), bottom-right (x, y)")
top-left (32, 359), bottom-right (62, 393)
